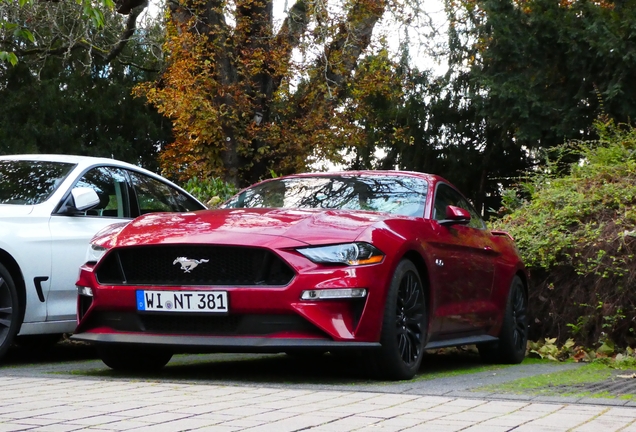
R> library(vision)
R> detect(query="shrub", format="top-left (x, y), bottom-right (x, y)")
top-left (493, 120), bottom-right (636, 348)
top-left (182, 176), bottom-right (238, 208)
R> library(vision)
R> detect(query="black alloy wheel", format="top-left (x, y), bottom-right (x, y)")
top-left (375, 259), bottom-right (427, 380)
top-left (396, 269), bottom-right (425, 366)
top-left (0, 263), bottom-right (19, 360)
top-left (478, 275), bottom-right (527, 364)
top-left (510, 280), bottom-right (528, 354)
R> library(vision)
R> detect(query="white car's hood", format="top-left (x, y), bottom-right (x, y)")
top-left (0, 204), bottom-right (34, 216)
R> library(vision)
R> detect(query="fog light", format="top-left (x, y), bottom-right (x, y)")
top-left (300, 288), bottom-right (367, 300)
top-left (77, 286), bottom-right (93, 297)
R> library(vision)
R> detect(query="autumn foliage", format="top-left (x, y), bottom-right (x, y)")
top-left (135, 0), bottom-right (398, 186)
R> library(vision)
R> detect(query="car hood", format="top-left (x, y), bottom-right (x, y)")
top-left (104, 208), bottom-right (397, 248)
top-left (0, 204), bottom-right (34, 216)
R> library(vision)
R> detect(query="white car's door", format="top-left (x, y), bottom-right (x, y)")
top-left (47, 216), bottom-right (124, 321)
top-left (47, 167), bottom-right (132, 322)
top-left (0, 210), bottom-right (51, 325)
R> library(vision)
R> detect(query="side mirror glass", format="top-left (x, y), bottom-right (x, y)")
top-left (72, 187), bottom-right (100, 211)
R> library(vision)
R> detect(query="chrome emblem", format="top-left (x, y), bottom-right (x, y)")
top-left (173, 257), bottom-right (209, 273)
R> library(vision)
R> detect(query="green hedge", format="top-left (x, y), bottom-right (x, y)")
top-left (493, 121), bottom-right (636, 348)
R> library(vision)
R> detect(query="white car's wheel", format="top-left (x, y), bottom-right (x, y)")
top-left (0, 263), bottom-right (20, 359)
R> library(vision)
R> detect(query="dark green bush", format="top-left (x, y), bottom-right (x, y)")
top-left (493, 120), bottom-right (636, 348)
top-left (183, 176), bottom-right (238, 208)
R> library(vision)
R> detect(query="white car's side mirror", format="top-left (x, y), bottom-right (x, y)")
top-left (72, 187), bottom-right (100, 211)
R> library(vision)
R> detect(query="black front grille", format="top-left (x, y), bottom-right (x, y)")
top-left (95, 245), bottom-right (295, 286)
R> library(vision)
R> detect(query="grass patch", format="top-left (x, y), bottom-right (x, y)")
top-left (476, 361), bottom-right (636, 399)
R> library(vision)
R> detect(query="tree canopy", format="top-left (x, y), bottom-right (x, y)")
top-left (134, 0), bottom-right (403, 186)
top-left (319, 0), bottom-right (636, 214)
top-left (4, 0), bottom-right (636, 210)
top-left (0, 5), bottom-right (170, 169)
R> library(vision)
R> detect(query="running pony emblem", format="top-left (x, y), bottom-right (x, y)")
top-left (173, 257), bottom-right (209, 273)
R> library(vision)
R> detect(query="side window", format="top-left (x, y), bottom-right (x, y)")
top-left (128, 171), bottom-right (202, 214)
top-left (173, 188), bottom-right (205, 211)
top-left (433, 184), bottom-right (486, 229)
top-left (433, 184), bottom-right (456, 221)
top-left (74, 167), bottom-right (131, 218)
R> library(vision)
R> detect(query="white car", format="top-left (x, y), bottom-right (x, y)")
top-left (0, 154), bottom-right (205, 358)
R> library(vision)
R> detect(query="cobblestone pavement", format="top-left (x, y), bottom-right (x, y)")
top-left (1, 375), bottom-right (636, 432)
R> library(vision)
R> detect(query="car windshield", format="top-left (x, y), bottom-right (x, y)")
top-left (0, 160), bottom-right (76, 205)
top-left (224, 175), bottom-right (428, 217)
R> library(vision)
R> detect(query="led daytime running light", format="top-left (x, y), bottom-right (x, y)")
top-left (77, 286), bottom-right (93, 297)
top-left (301, 288), bottom-right (367, 300)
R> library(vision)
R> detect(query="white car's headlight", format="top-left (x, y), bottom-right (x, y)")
top-left (84, 221), bottom-right (128, 264)
top-left (85, 243), bottom-right (108, 264)
top-left (297, 242), bottom-right (384, 265)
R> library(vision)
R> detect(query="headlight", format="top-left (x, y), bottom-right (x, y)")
top-left (85, 243), bottom-right (108, 264)
top-left (297, 242), bottom-right (384, 265)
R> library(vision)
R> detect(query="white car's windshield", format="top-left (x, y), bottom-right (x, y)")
top-left (224, 175), bottom-right (428, 217)
top-left (0, 160), bottom-right (76, 205)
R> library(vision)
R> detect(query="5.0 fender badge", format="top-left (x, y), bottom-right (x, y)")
top-left (173, 257), bottom-right (209, 273)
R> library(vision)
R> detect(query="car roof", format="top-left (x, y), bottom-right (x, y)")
top-left (0, 154), bottom-right (128, 164)
top-left (0, 154), bottom-right (155, 173)
top-left (268, 170), bottom-right (443, 184)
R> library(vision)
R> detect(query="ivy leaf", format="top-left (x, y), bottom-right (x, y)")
top-left (597, 341), bottom-right (615, 356)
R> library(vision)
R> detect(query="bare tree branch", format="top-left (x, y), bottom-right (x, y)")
top-left (3, 0), bottom-right (161, 72)
top-left (321, 0), bottom-right (387, 98)
top-left (103, 1), bottom-right (148, 62)
top-left (272, 0), bottom-right (308, 94)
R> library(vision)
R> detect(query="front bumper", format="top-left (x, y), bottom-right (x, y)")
top-left (74, 250), bottom-right (393, 347)
top-left (71, 332), bottom-right (381, 352)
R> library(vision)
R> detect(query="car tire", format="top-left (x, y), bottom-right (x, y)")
top-left (478, 275), bottom-right (527, 364)
top-left (0, 263), bottom-right (20, 361)
top-left (374, 259), bottom-right (427, 380)
top-left (97, 344), bottom-right (173, 371)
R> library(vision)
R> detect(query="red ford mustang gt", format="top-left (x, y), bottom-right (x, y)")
top-left (72, 171), bottom-right (528, 380)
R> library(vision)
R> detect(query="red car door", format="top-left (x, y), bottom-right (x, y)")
top-left (427, 183), bottom-right (498, 336)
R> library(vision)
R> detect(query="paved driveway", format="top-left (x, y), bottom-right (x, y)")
top-left (1, 376), bottom-right (636, 432)
top-left (1, 346), bottom-right (635, 431)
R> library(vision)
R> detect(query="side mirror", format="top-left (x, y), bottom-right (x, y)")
top-left (438, 205), bottom-right (471, 226)
top-left (58, 187), bottom-right (101, 215)
top-left (72, 187), bottom-right (101, 211)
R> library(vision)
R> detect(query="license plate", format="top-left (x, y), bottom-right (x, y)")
top-left (136, 290), bottom-right (228, 313)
